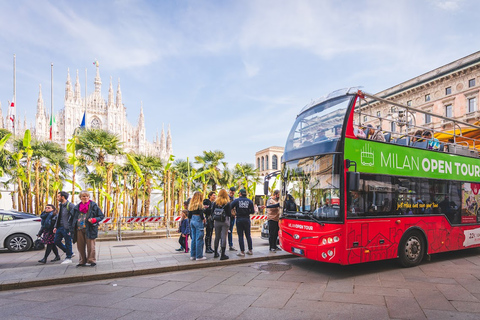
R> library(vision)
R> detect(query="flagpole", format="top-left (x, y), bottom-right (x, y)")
top-left (50, 63), bottom-right (53, 141)
top-left (13, 54), bottom-right (16, 138)
top-left (85, 68), bottom-right (87, 114)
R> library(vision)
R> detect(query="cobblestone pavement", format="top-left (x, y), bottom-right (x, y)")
top-left (0, 232), bottom-right (291, 290)
top-left (1, 247), bottom-right (480, 319)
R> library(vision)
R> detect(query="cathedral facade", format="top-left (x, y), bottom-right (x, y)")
top-left (17, 65), bottom-right (172, 160)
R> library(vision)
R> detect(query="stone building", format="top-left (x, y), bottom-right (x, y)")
top-left (6, 65), bottom-right (173, 160)
top-left (255, 146), bottom-right (284, 176)
top-left (361, 51), bottom-right (480, 136)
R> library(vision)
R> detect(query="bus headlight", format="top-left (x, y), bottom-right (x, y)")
top-left (333, 236), bottom-right (340, 242)
top-left (322, 239), bottom-right (327, 245)
top-left (322, 252), bottom-right (327, 259)
top-left (327, 237), bottom-right (333, 244)
top-left (328, 250), bottom-right (333, 256)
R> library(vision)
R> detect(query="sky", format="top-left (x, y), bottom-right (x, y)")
top-left (0, 0), bottom-right (478, 167)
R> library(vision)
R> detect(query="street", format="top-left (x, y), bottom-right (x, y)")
top-left (1, 247), bottom-right (480, 319)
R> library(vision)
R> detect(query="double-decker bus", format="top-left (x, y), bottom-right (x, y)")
top-left (265, 87), bottom-right (480, 267)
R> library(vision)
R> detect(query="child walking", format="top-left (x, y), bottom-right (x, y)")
top-left (177, 210), bottom-right (190, 253)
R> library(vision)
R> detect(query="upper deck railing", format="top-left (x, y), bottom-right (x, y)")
top-left (355, 90), bottom-right (480, 158)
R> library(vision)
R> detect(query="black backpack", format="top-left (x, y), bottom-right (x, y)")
top-left (212, 204), bottom-right (226, 222)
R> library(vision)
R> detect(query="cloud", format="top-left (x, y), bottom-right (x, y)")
top-left (433, 0), bottom-right (462, 10)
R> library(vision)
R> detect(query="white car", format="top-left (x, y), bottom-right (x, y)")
top-left (0, 210), bottom-right (41, 252)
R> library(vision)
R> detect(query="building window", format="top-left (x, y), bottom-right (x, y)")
top-left (469, 79), bottom-right (476, 88)
top-left (425, 114), bottom-right (431, 124)
top-left (468, 97), bottom-right (477, 113)
top-left (445, 87), bottom-right (451, 95)
top-left (363, 115), bottom-right (367, 122)
top-left (390, 121), bottom-right (396, 133)
top-left (266, 155), bottom-right (269, 170)
top-left (257, 157), bottom-right (260, 169)
top-left (425, 94), bottom-right (430, 102)
top-left (445, 105), bottom-right (453, 118)
top-left (272, 155), bottom-right (278, 170)
top-left (261, 156), bottom-right (264, 171)
top-left (407, 100), bottom-right (412, 107)
top-left (376, 111), bottom-right (381, 117)
top-left (91, 118), bottom-right (101, 129)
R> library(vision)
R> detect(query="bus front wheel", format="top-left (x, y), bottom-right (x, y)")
top-left (398, 231), bottom-right (425, 267)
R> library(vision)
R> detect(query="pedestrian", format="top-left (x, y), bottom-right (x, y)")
top-left (188, 191), bottom-right (207, 261)
top-left (265, 190), bottom-right (282, 252)
top-left (53, 191), bottom-right (75, 264)
top-left (71, 191), bottom-right (104, 267)
top-left (37, 204), bottom-right (60, 264)
top-left (212, 189), bottom-right (232, 260)
top-left (203, 191), bottom-right (216, 254)
top-left (176, 210), bottom-right (190, 253)
top-left (228, 186), bottom-right (237, 251)
top-left (231, 188), bottom-right (254, 256)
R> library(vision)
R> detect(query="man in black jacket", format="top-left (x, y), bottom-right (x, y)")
top-left (53, 191), bottom-right (75, 264)
top-left (231, 189), bottom-right (254, 256)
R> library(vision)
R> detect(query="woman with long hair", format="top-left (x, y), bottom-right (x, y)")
top-left (71, 191), bottom-right (105, 267)
top-left (37, 204), bottom-right (60, 264)
top-left (212, 189), bottom-right (232, 260)
top-left (188, 191), bottom-right (207, 261)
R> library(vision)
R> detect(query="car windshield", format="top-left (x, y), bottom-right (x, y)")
top-left (283, 154), bottom-right (342, 222)
top-left (285, 95), bottom-right (353, 153)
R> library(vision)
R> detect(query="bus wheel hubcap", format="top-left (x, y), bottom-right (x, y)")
top-left (405, 237), bottom-right (421, 260)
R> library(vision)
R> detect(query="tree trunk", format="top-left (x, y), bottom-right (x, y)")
top-left (45, 166), bottom-right (50, 206)
top-left (71, 163), bottom-right (76, 203)
top-left (106, 164), bottom-right (113, 217)
top-left (133, 176), bottom-right (139, 217)
top-left (34, 160), bottom-right (40, 215)
top-left (54, 164), bottom-right (60, 209)
top-left (26, 157), bottom-right (32, 213)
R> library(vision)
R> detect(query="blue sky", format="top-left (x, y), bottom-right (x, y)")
top-left (0, 0), bottom-right (478, 166)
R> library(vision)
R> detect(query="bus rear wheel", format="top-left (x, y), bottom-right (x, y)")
top-left (399, 231), bottom-right (425, 267)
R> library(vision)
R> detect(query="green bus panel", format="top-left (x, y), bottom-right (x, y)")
top-left (344, 138), bottom-right (480, 183)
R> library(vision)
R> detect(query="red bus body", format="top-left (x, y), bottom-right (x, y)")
top-left (278, 89), bottom-right (480, 266)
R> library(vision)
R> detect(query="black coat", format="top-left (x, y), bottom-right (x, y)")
top-left (71, 201), bottom-right (105, 242)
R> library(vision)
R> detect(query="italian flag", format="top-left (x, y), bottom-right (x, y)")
top-left (49, 114), bottom-right (56, 140)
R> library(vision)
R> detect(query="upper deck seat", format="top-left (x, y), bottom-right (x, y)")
top-left (412, 140), bottom-right (428, 149)
top-left (394, 137), bottom-right (410, 146)
top-left (384, 132), bottom-right (391, 143)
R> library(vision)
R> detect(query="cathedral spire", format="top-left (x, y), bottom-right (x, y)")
top-left (116, 78), bottom-right (122, 107)
top-left (65, 68), bottom-right (73, 101)
top-left (160, 124), bottom-right (166, 158)
top-left (108, 76), bottom-right (114, 106)
top-left (94, 62), bottom-right (102, 93)
top-left (74, 69), bottom-right (81, 101)
top-left (138, 102), bottom-right (145, 128)
top-left (166, 124), bottom-right (173, 156)
top-left (37, 84), bottom-right (46, 116)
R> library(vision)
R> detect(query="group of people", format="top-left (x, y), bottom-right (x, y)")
top-left (176, 187), bottom-right (282, 261)
top-left (36, 191), bottom-right (104, 267)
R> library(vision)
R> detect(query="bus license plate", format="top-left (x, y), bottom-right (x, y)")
top-left (292, 247), bottom-right (304, 255)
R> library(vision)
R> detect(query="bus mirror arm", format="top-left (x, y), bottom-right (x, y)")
top-left (345, 159), bottom-right (360, 191)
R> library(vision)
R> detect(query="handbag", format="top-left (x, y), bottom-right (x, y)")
top-left (34, 238), bottom-right (45, 250)
top-left (213, 205), bottom-right (226, 222)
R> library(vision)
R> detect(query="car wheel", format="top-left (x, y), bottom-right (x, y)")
top-left (6, 234), bottom-right (32, 252)
top-left (398, 230), bottom-right (425, 267)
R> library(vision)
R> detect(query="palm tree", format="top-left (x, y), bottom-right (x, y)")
top-left (76, 129), bottom-right (123, 214)
top-left (195, 150), bottom-right (225, 194)
top-left (235, 163), bottom-right (261, 200)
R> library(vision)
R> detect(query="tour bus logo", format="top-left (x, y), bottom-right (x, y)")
top-left (361, 144), bottom-right (374, 166)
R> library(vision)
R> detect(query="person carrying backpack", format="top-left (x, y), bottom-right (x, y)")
top-left (37, 204), bottom-right (60, 264)
top-left (212, 189), bottom-right (232, 260)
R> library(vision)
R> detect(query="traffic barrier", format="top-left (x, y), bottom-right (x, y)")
top-left (99, 218), bottom-right (113, 224)
top-left (173, 215), bottom-right (267, 221)
top-left (124, 216), bottom-right (163, 223)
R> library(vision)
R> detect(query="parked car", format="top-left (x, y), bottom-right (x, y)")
top-left (0, 210), bottom-right (41, 252)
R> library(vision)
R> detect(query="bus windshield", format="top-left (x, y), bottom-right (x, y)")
top-left (285, 95), bottom-right (353, 155)
top-left (283, 154), bottom-right (342, 222)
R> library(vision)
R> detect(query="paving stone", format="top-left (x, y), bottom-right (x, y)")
top-left (325, 278), bottom-right (354, 293)
top-left (322, 291), bottom-right (385, 306)
top-left (410, 287), bottom-right (456, 311)
top-left (292, 282), bottom-right (326, 301)
top-left (109, 296), bottom-right (182, 312)
top-left (354, 284), bottom-right (413, 297)
top-left (136, 281), bottom-right (190, 299)
top-left (436, 283), bottom-right (479, 302)
top-left (206, 284), bottom-right (266, 296)
top-left (45, 305), bottom-right (132, 320)
top-left (451, 300), bottom-right (480, 313)
top-left (424, 308), bottom-right (480, 320)
top-left (385, 295), bottom-right (426, 319)
top-left (252, 288), bottom-right (295, 308)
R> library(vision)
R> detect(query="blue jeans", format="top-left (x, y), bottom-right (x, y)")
top-left (54, 226), bottom-right (73, 259)
top-left (228, 216), bottom-right (235, 247)
top-left (190, 215), bottom-right (205, 259)
top-left (236, 217), bottom-right (252, 252)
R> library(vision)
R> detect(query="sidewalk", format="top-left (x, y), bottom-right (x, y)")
top-left (0, 232), bottom-right (294, 291)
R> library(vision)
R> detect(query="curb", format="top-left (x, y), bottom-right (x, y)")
top-left (0, 253), bottom-right (298, 292)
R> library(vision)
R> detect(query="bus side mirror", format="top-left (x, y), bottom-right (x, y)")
top-left (264, 180), bottom-right (269, 196)
top-left (347, 171), bottom-right (360, 191)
